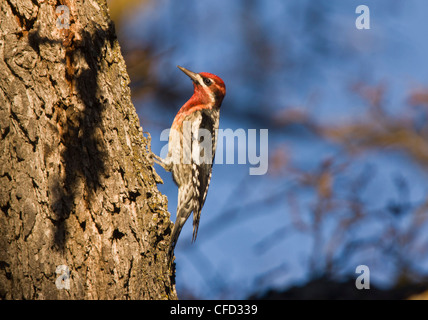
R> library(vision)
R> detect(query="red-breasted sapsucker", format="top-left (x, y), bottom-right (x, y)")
top-left (153, 66), bottom-right (226, 265)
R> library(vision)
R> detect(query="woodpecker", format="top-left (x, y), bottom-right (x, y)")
top-left (153, 66), bottom-right (226, 265)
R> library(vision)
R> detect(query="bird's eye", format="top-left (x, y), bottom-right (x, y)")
top-left (203, 78), bottom-right (212, 86)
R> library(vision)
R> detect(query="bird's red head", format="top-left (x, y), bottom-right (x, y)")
top-left (178, 66), bottom-right (226, 109)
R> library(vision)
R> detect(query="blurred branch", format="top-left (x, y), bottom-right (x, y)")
top-left (107, 0), bottom-right (150, 27)
top-left (322, 84), bottom-right (428, 170)
top-left (181, 177), bottom-right (292, 250)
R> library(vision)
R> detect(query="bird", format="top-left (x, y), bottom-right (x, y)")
top-left (152, 65), bottom-right (226, 265)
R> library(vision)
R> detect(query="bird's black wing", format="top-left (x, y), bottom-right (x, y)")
top-left (190, 109), bottom-right (218, 241)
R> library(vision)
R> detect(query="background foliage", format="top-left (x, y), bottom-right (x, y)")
top-left (109, 0), bottom-right (428, 299)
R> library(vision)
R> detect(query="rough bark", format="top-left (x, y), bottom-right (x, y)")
top-left (0, 0), bottom-right (176, 299)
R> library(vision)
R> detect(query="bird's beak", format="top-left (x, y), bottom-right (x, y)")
top-left (177, 65), bottom-right (199, 83)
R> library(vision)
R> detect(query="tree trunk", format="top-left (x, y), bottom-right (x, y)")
top-left (0, 0), bottom-right (176, 299)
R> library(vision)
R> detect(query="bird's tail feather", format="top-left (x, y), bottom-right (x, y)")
top-left (167, 221), bottom-right (182, 265)
top-left (192, 208), bottom-right (201, 242)
top-left (167, 188), bottom-right (193, 266)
